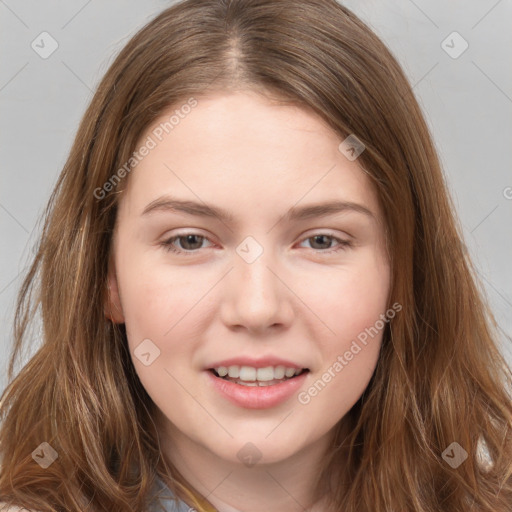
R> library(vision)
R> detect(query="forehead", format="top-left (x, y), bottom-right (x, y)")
top-left (121, 90), bottom-right (382, 223)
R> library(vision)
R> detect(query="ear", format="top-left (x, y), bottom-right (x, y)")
top-left (105, 253), bottom-right (125, 324)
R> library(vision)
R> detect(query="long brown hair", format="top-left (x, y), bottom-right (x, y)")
top-left (1, 0), bottom-right (511, 510)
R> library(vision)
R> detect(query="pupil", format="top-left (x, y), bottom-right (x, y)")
top-left (312, 235), bottom-right (330, 249)
top-left (182, 234), bottom-right (202, 250)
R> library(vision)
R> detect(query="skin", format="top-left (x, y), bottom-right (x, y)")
top-left (106, 90), bottom-right (391, 512)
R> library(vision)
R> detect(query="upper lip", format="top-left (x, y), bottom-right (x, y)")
top-left (206, 356), bottom-right (308, 370)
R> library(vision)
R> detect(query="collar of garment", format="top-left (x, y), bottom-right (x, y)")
top-left (148, 475), bottom-right (195, 512)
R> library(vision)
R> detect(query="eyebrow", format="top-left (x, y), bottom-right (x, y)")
top-left (141, 195), bottom-right (375, 223)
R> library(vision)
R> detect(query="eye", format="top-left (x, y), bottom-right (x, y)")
top-left (298, 234), bottom-right (353, 253)
top-left (161, 233), bottom-right (213, 255)
top-left (160, 232), bottom-right (352, 256)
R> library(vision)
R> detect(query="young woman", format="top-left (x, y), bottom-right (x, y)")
top-left (1, 1), bottom-right (511, 511)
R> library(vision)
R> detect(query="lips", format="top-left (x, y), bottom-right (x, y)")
top-left (205, 368), bottom-right (309, 409)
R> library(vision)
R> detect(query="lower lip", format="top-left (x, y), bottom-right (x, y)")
top-left (205, 370), bottom-right (309, 409)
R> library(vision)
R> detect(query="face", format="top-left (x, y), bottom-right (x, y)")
top-left (107, 90), bottom-right (391, 467)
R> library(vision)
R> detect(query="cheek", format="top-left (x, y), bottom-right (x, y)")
top-left (295, 252), bottom-right (389, 409)
top-left (297, 248), bottom-right (390, 340)
top-left (121, 274), bottom-right (171, 342)
top-left (114, 245), bottom-right (198, 355)
top-left (335, 265), bottom-right (389, 339)
top-left (117, 261), bottom-right (206, 404)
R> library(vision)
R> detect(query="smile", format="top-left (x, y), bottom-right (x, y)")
top-left (211, 365), bottom-right (308, 386)
top-left (206, 367), bottom-right (310, 409)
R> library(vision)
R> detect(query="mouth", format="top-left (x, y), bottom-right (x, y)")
top-left (206, 366), bottom-right (310, 409)
top-left (208, 367), bottom-right (310, 387)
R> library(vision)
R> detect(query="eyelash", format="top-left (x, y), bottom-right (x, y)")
top-left (160, 232), bottom-right (353, 256)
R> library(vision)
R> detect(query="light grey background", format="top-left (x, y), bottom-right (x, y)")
top-left (1, 0), bottom-right (511, 396)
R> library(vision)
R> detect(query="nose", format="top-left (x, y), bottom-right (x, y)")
top-left (220, 245), bottom-right (294, 335)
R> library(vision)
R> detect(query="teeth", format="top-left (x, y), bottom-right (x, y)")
top-left (239, 366), bottom-right (257, 381)
top-left (227, 366), bottom-right (239, 378)
top-left (285, 368), bottom-right (296, 378)
top-left (256, 367), bottom-right (274, 381)
top-left (213, 365), bottom-right (305, 382)
top-left (237, 379), bottom-right (288, 387)
top-left (216, 366), bottom-right (229, 377)
top-left (273, 366), bottom-right (285, 379)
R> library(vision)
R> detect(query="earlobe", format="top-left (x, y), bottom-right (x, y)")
top-left (105, 257), bottom-right (125, 324)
